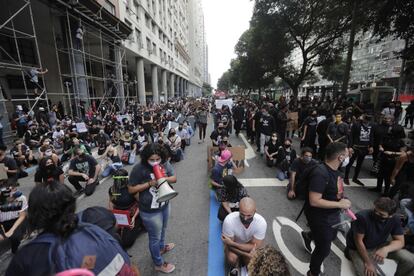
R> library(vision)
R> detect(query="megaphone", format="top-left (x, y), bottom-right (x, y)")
top-left (153, 164), bottom-right (178, 203)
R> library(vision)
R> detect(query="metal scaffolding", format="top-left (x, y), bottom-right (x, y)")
top-left (0, 0), bottom-right (49, 112)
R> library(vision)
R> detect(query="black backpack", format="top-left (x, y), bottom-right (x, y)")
top-left (109, 169), bottom-right (136, 209)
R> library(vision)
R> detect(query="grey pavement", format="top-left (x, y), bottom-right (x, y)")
top-left (0, 122), bottom-right (383, 276)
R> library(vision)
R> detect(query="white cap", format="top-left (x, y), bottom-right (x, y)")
top-left (39, 107), bottom-right (45, 111)
top-left (16, 105), bottom-right (23, 111)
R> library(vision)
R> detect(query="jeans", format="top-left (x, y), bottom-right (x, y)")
top-left (140, 204), bottom-right (170, 266)
top-left (275, 169), bottom-right (288, 181)
top-left (260, 133), bottom-right (270, 154)
top-left (348, 248), bottom-right (414, 276)
top-left (101, 162), bottom-right (123, 178)
top-left (128, 152), bottom-right (136, 165)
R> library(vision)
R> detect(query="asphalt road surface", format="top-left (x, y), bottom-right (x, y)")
top-left (0, 121), bottom-right (388, 276)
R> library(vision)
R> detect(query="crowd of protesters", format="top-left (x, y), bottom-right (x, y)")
top-left (1, 92), bottom-right (414, 276)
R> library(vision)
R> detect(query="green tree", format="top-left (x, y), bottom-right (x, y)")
top-left (253, 0), bottom-right (352, 96)
top-left (320, 56), bottom-right (347, 98)
top-left (217, 70), bottom-right (233, 91)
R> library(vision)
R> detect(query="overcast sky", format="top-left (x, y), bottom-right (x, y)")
top-left (202, 0), bottom-right (254, 88)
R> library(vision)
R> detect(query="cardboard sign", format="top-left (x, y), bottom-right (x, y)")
top-left (286, 112), bottom-right (299, 131)
top-left (207, 146), bottom-right (245, 172)
top-left (75, 122), bottom-right (88, 133)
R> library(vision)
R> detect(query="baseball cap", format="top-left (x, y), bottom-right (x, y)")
top-left (218, 149), bottom-right (232, 164)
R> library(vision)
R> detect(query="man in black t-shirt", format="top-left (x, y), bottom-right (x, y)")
top-left (288, 147), bottom-right (317, 200)
top-left (68, 146), bottom-right (101, 197)
top-left (301, 142), bottom-right (352, 276)
top-left (258, 106), bottom-right (276, 155)
top-left (301, 110), bottom-right (318, 153)
top-left (346, 197), bottom-right (414, 276)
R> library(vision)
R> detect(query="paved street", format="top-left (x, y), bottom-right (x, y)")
top-left (0, 122), bottom-right (388, 276)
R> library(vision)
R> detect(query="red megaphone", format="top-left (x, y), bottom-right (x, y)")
top-left (152, 164), bottom-right (178, 203)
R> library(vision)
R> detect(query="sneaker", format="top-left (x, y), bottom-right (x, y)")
top-left (155, 262), bottom-right (175, 274)
top-left (228, 268), bottom-right (239, 276)
top-left (301, 231), bottom-right (313, 254)
top-left (344, 178), bottom-right (350, 185)
top-left (352, 178), bottom-right (365, 186)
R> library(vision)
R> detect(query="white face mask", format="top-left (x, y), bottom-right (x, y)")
top-left (148, 160), bottom-right (161, 167)
top-left (341, 156), bottom-right (350, 167)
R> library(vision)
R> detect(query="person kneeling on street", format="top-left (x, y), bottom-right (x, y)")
top-left (217, 175), bottom-right (249, 221)
top-left (0, 184), bottom-right (28, 254)
top-left (346, 197), bottom-right (414, 276)
top-left (68, 146), bottom-right (101, 197)
top-left (287, 147), bottom-right (318, 200)
top-left (222, 197), bottom-right (267, 276)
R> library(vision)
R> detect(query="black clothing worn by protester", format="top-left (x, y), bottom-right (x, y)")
top-left (344, 120), bottom-right (373, 185)
top-left (68, 154), bottom-right (99, 196)
top-left (302, 115), bottom-right (318, 153)
top-left (275, 108), bottom-right (289, 141)
top-left (375, 124), bottom-right (406, 195)
top-left (304, 163), bottom-right (344, 276)
top-left (232, 105), bottom-right (245, 136)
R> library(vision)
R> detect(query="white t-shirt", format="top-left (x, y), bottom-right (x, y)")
top-left (222, 212), bottom-right (267, 244)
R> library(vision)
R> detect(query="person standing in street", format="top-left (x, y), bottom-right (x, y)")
top-left (128, 144), bottom-right (177, 274)
top-left (233, 101), bottom-right (245, 137)
top-left (301, 142), bottom-right (352, 276)
top-left (344, 114), bottom-right (374, 186)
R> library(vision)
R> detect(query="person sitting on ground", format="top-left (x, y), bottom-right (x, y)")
top-left (287, 147), bottom-right (318, 200)
top-left (176, 123), bottom-right (188, 152)
top-left (108, 169), bottom-right (141, 249)
top-left (34, 157), bottom-right (64, 185)
top-left (275, 138), bottom-right (297, 181)
top-left (248, 245), bottom-right (291, 276)
top-left (5, 181), bottom-right (138, 276)
top-left (10, 139), bottom-right (37, 171)
top-left (346, 197), bottom-right (414, 276)
top-left (67, 146), bottom-right (101, 197)
top-left (38, 141), bottom-right (60, 166)
top-left (0, 183), bottom-right (29, 254)
top-left (119, 131), bottom-right (137, 165)
top-left (0, 146), bottom-right (19, 185)
top-left (100, 145), bottom-right (123, 178)
top-left (211, 150), bottom-right (237, 192)
top-left (217, 175), bottom-right (248, 221)
top-left (210, 122), bottom-right (228, 147)
top-left (96, 129), bottom-right (111, 156)
top-left (136, 127), bottom-right (149, 153)
top-left (166, 128), bottom-right (183, 162)
top-left (222, 197), bottom-right (267, 276)
top-left (23, 124), bottom-right (41, 148)
top-left (264, 132), bottom-right (281, 167)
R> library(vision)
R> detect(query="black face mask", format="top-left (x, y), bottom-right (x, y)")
top-left (240, 214), bottom-right (254, 226)
top-left (46, 164), bottom-right (56, 173)
top-left (178, 127), bottom-right (183, 131)
top-left (218, 127), bottom-right (223, 131)
top-left (139, 131), bottom-right (145, 135)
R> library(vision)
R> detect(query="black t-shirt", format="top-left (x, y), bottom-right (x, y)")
top-left (303, 116), bottom-right (318, 139)
top-left (69, 155), bottom-right (98, 177)
top-left (34, 166), bottom-right (64, 183)
top-left (346, 209), bottom-right (404, 250)
top-left (210, 129), bottom-right (228, 144)
top-left (259, 114), bottom-right (275, 135)
top-left (305, 163), bottom-right (343, 223)
top-left (265, 140), bottom-right (281, 155)
top-left (120, 139), bottom-right (136, 151)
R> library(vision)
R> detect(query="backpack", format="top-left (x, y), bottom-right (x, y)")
top-left (295, 163), bottom-right (325, 221)
top-left (30, 221), bottom-right (133, 275)
top-left (294, 161), bottom-right (320, 200)
top-left (110, 169), bottom-right (136, 209)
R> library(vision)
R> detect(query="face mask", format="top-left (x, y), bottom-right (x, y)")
top-left (303, 156), bottom-right (312, 164)
top-left (169, 132), bottom-right (175, 136)
top-left (312, 114), bottom-right (317, 117)
top-left (139, 131), bottom-right (145, 136)
top-left (78, 153), bottom-right (85, 159)
top-left (240, 214), bottom-right (254, 226)
top-left (56, 128), bottom-right (61, 132)
top-left (271, 137), bottom-right (277, 141)
top-left (218, 127), bottom-right (223, 131)
top-left (46, 164), bottom-right (56, 172)
top-left (178, 127), bottom-right (183, 131)
top-left (45, 150), bottom-right (53, 157)
top-left (148, 160), bottom-right (161, 167)
top-left (285, 144), bottom-right (291, 148)
top-left (341, 156), bottom-right (350, 167)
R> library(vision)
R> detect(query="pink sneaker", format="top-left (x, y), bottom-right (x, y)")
top-left (155, 262), bottom-right (175, 274)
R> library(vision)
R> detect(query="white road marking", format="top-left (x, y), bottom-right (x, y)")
top-left (239, 133), bottom-right (256, 159)
top-left (239, 178), bottom-right (377, 187)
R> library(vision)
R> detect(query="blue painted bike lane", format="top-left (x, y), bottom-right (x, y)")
top-left (207, 190), bottom-right (225, 276)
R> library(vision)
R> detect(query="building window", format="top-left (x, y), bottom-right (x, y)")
top-left (152, 43), bottom-right (157, 55)
top-left (146, 38), bottom-right (151, 51)
top-left (136, 28), bottom-right (142, 48)
top-left (103, 0), bottom-right (116, 15)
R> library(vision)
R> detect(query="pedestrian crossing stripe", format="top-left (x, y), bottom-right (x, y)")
top-left (238, 178), bottom-right (377, 187)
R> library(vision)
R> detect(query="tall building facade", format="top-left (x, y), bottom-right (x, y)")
top-left (119, 0), bottom-right (207, 102)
